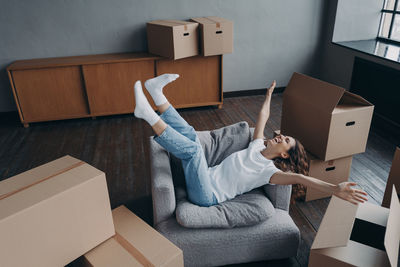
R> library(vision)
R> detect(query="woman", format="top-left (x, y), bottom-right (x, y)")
top-left (134, 74), bottom-right (368, 207)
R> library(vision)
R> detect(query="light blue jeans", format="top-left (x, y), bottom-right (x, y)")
top-left (154, 106), bottom-right (218, 207)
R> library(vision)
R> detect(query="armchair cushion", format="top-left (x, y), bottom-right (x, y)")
top-left (175, 187), bottom-right (275, 228)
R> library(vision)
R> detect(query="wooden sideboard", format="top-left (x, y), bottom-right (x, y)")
top-left (7, 53), bottom-right (223, 127)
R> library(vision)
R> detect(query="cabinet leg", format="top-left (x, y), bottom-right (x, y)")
top-left (217, 104), bottom-right (223, 109)
top-left (23, 123), bottom-right (29, 128)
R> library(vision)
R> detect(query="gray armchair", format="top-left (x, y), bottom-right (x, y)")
top-left (149, 124), bottom-right (300, 267)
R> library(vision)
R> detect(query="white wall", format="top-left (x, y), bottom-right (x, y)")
top-left (333, 0), bottom-right (383, 42)
top-left (0, 0), bottom-right (325, 112)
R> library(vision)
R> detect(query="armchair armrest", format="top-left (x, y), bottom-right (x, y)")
top-left (149, 137), bottom-right (176, 226)
top-left (264, 184), bottom-right (292, 211)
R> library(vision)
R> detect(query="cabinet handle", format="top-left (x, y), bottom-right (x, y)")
top-left (183, 33), bottom-right (189, 36)
top-left (325, 166), bottom-right (336, 172)
top-left (216, 31), bottom-right (223, 34)
top-left (346, 121), bottom-right (355, 126)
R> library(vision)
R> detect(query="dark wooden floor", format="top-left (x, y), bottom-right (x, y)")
top-left (1, 94), bottom-right (398, 267)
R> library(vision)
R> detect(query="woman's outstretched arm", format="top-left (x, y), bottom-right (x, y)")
top-left (270, 171), bottom-right (368, 205)
top-left (253, 80), bottom-right (276, 140)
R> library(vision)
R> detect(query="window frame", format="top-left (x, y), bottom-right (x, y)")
top-left (377, 0), bottom-right (400, 45)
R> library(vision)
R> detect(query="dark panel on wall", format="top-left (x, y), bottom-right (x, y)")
top-left (350, 57), bottom-right (400, 126)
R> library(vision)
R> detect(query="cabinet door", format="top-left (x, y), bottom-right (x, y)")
top-left (82, 60), bottom-right (155, 115)
top-left (156, 55), bottom-right (222, 108)
top-left (11, 66), bottom-right (89, 122)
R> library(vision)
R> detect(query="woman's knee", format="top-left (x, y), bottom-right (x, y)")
top-left (184, 126), bottom-right (197, 141)
top-left (191, 142), bottom-right (203, 156)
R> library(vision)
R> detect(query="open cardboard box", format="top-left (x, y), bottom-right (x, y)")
top-left (147, 20), bottom-right (199, 60)
top-left (190, 16), bottom-right (233, 56)
top-left (281, 72), bottom-right (374, 161)
top-left (0, 155), bottom-right (115, 267)
top-left (309, 185), bottom-right (400, 267)
top-left (273, 130), bottom-right (352, 201)
top-left (83, 205), bottom-right (183, 267)
top-left (382, 146), bottom-right (400, 208)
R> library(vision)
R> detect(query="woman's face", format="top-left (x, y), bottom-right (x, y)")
top-left (266, 134), bottom-right (296, 158)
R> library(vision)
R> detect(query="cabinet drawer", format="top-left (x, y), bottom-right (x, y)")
top-left (11, 66), bottom-right (89, 122)
top-left (82, 61), bottom-right (155, 115)
top-left (155, 56), bottom-right (222, 108)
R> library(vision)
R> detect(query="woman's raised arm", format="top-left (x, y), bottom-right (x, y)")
top-left (253, 80), bottom-right (276, 140)
top-left (270, 171), bottom-right (368, 205)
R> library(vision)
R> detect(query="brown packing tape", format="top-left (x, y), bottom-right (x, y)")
top-left (0, 161), bottom-right (85, 201)
top-left (114, 232), bottom-right (154, 267)
top-left (203, 17), bottom-right (221, 28)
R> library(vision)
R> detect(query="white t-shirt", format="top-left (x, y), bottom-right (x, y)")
top-left (208, 138), bottom-right (281, 203)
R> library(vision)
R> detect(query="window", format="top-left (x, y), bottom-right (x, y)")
top-left (378, 0), bottom-right (400, 44)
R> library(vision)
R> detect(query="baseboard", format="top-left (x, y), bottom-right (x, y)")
top-left (0, 111), bottom-right (19, 125)
top-left (223, 86), bottom-right (285, 98)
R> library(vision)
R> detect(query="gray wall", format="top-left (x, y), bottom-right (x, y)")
top-left (319, 0), bottom-right (400, 89)
top-left (333, 0), bottom-right (382, 42)
top-left (0, 0), bottom-right (325, 112)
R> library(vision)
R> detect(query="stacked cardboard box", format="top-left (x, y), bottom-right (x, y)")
top-left (191, 16), bottom-right (233, 56)
top-left (279, 72), bottom-right (374, 201)
top-left (274, 130), bottom-right (353, 201)
top-left (0, 155), bottom-right (115, 267)
top-left (147, 17), bottom-right (233, 59)
top-left (147, 20), bottom-right (200, 60)
top-left (83, 206), bottom-right (184, 267)
top-left (0, 155), bottom-right (183, 267)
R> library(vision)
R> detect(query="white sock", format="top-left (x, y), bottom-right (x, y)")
top-left (134, 80), bottom-right (160, 126)
top-left (144, 74), bottom-right (179, 105)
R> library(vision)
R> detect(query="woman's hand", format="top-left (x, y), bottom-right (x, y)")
top-left (253, 80), bottom-right (276, 140)
top-left (265, 80), bottom-right (276, 99)
top-left (334, 182), bottom-right (368, 205)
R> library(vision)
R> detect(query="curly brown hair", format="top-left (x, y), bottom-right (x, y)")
top-left (273, 138), bottom-right (309, 202)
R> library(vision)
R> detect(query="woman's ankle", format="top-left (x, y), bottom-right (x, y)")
top-left (157, 102), bottom-right (171, 114)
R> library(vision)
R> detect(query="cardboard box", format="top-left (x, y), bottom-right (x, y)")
top-left (0, 155), bottom-right (115, 267)
top-left (309, 185), bottom-right (400, 267)
top-left (306, 153), bottom-right (352, 201)
top-left (84, 205), bottom-right (183, 267)
top-left (273, 130), bottom-right (352, 201)
top-left (191, 16), bottom-right (233, 56)
top-left (382, 146), bottom-right (400, 208)
top-left (147, 20), bottom-right (199, 60)
top-left (281, 72), bottom-right (374, 161)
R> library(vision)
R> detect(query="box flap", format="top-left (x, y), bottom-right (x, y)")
top-left (112, 206), bottom-right (182, 266)
top-left (85, 238), bottom-right (143, 267)
top-left (312, 240), bottom-right (391, 267)
top-left (192, 17), bottom-right (231, 25)
top-left (284, 72), bottom-right (345, 113)
top-left (385, 185), bottom-right (400, 267)
top-left (339, 91), bottom-right (373, 107)
top-left (356, 201), bottom-right (389, 227)
top-left (148, 20), bottom-right (197, 28)
top-left (312, 196), bottom-right (358, 249)
top-left (382, 147), bottom-right (400, 208)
